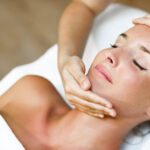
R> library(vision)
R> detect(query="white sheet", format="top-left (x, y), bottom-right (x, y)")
top-left (0, 3), bottom-right (150, 150)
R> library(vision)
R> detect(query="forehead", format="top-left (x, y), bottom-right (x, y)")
top-left (125, 25), bottom-right (150, 40)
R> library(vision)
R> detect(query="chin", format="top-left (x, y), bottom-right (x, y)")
top-left (87, 68), bottom-right (110, 99)
top-left (87, 68), bottom-right (124, 117)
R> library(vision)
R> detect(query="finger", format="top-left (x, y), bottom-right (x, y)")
top-left (133, 14), bottom-right (150, 21)
top-left (133, 18), bottom-right (150, 26)
top-left (67, 94), bottom-right (116, 117)
top-left (62, 69), bottom-right (81, 92)
top-left (67, 63), bottom-right (91, 91)
top-left (73, 104), bottom-right (105, 118)
top-left (63, 68), bottom-right (113, 109)
top-left (72, 100), bottom-right (108, 115)
top-left (88, 111), bottom-right (104, 119)
top-left (71, 87), bottom-right (113, 108)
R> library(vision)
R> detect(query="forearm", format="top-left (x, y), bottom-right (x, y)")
top-left (58, 0), bottom-right (113, 72)
top-left (58, 1), bottom-right (95, 71)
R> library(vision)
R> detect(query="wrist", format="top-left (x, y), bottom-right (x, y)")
top-left (58, 54), bottom-right (71, 73)
top-left (58, 55), bottom-right (82, 74)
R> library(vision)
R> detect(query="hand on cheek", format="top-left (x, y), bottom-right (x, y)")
top-left (61, 56), bottom-right (117, 119)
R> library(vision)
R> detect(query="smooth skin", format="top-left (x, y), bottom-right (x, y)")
top-left (1, 24), bottom-right (150, 150)
top-left (58, 0), bottom-right (117, 118)
top-left (133, 14), bottom-right (150, 26)
top-left (0, 75), bottom-right (117, 150)
top-left (0, 75), bottom-right (71, 150)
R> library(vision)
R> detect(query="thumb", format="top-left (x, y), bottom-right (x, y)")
top-left (80, 76), bottom-right (91, 91)
top-left (68, 56), bottom-right (91, 90)
top-left (70, 69), bottom-right (91, 90)
top-left (75, 64), bottom-right (91, 90)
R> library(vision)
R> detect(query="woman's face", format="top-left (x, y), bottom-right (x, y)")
top-left (88, 25), bottom-right (150, 118)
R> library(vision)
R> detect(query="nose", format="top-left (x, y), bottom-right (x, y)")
top-left (105, 50), bottom-right (118, 68)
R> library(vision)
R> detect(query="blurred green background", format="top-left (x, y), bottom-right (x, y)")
top-left (0, 0), bottom-right (149, 79)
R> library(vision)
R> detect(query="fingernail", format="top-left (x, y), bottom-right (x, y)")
top-left (106, 103), bottom-right (112, 108)
top-left (110, 111), bottom-right (116, 117)
top-left (82, 81), bottom-right (90, 90)
top-left (98, 114), bottom-right (104, 118)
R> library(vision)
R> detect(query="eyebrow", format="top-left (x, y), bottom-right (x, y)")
top-left (119, 33), bottom-right (150, 56)
top-left (119, 33), bottom-right (127, 39)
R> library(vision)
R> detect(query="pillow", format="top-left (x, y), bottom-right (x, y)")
top-left (0, 3), bottom-right (149, 150)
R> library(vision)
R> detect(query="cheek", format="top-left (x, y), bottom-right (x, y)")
top-left (121, 70), bottom-right (139, 93)
top-left (109, 68), bottom-right (134, 108)
top-left (115, 68), bottom-right (150, 116)
top-left (110, 70), bottom-right (138, 111)
top-left (117, 68), bottom-right (143, 101)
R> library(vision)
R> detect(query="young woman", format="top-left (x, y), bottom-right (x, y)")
top-left (0, 23), bottom-right (150, 150)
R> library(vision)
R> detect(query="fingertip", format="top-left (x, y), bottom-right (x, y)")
top-left (110, 110), bottom-right (117, 117)
top-left (86, 80), bottom-right (91, 90)
top-left (106, 103), bottom-right (113, 108)
top-left (132, 19), bottom-right (139, 24)
top-left (81, 80), bottom-right (91, 90)
top-left (132, 20), bottom-right (136, 23)
top-left (81, 82), bottom-right (88, 90)
top-left (98, 114), bottom-right (104, 118)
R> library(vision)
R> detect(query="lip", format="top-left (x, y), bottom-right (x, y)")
top-left (93, 65), bottom-right (112, 83)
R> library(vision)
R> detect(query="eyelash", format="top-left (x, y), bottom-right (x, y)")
top-left (110, 44), bottom-right (147, 71)
top-left (110, 44), bottom-right (118, 48)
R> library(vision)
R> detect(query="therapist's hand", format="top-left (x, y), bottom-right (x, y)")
top-left (133, 14), bottom-right (150, 26)
top-left (59, 56), bottom-right (116, 118)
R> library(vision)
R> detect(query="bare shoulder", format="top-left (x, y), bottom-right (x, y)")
top-left (1, 75), bottom-right (71, 120)
top-left (0, 75), bottom-right (53, 113)
top-left (0, 75), bottom-right (71, 150)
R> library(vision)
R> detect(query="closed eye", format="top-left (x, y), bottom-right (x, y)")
top-left (133, 59), bottom-right (147, 71)
top-left (110, 43), bottom-right (147, 71)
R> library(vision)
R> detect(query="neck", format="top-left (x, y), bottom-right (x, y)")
top-left (50, 109), bottom-right (145, 150)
